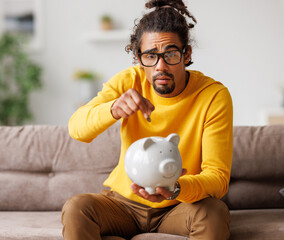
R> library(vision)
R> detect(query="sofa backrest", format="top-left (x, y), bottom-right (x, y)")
top-left (0, 123), bottom-right (121, 211)
top-left (223, 125), bottom-right (284, 210)
top-left (0, 123), bottom-right (283, 211)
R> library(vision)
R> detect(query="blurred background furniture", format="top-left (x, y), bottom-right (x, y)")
top-left (260, 108), bottom-right (284, 125)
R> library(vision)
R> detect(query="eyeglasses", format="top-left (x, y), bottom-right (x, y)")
top-left (138, 49), bottom-right (185, 67)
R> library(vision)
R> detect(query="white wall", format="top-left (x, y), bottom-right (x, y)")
top-left (27, 0), bottom-right (284, 126)
top-left (189, 0), bottom-right (284, 125)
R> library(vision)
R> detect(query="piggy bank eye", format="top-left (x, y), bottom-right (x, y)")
top-left (160, 151), bottom-right (162, 154)
top-left (170, 149), bottom-right (172, 152)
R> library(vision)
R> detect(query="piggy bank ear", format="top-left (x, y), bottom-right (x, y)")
top-left (142, 138), bottom-right (155, 150)
top-left (166, 133), bottom-right (180, 146)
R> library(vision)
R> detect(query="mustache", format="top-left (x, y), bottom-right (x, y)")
top-left (153, 72), bottom-right (174, 81)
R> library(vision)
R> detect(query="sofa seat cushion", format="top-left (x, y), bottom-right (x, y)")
top-left (230, 209), bottom-right (284, 240)
top-left (131, 233), bottom-right (188, 240)
top-left (0, 212), bottom-right (188, 240)
top-left (0, 211), bottom-right (62, 240)
top-left (1, 209), bottom-right (284, 240)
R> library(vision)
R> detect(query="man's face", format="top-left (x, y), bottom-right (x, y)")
top-left (138, 32), bottom-right (191, 98)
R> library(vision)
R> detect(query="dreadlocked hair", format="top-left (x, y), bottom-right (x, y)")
top-left (125, 0), bottom-right (197, 66)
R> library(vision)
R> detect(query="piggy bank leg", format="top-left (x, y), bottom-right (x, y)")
top-left (145, 187), bottom-right (156, 194)
top-left (168, 185), bottom-right (175, 192)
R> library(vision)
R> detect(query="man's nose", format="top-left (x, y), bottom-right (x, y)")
top-left (155, 56), bottom-right (169, 71)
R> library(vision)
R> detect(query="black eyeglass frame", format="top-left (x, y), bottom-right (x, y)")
top-left (138, 48), bottom-right (186, 67)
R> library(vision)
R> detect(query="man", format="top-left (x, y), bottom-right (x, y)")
top-left (62, 0), bottom-right (233, 239)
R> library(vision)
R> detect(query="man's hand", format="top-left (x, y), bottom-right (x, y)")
top-left (130, 168), bottom-right (187, 203)
top-left (131, 183), bottom-right (173, 203)
top-left (111, 89), bottom-right (155, 120)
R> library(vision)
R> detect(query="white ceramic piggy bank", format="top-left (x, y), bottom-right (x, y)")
top-left (125, 133), bottom-right (182, 194)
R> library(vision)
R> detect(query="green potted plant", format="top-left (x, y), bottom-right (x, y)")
top-left (0, 33), bottom-right (42, 126)
top-left (73, 70), bottom-right (98, 81)
top-left (73, 69), bottom-right (99, 105)
top-left (100, 14), bottom-right (113, 31)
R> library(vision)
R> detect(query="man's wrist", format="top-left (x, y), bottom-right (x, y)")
top-left (166, 181), bottom-right (181, 200)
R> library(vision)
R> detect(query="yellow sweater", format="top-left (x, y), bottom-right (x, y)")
top-left (69, 66), bottom-right (233, 208)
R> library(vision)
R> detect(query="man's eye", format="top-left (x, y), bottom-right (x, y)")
top-left (166, 51), bottom-right (178, 58)
top-left (145, 54), bottom-right (156, 59)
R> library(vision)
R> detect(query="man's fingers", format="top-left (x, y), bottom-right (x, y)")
top-left (140, 98), bottom-right (154, 119)
top-left (130, 91), bottom-right (149, 117)
top-left (131, 183), bottom-right (166, 203)
top-left (138, 188), bottom-right (165, 203)
top-left (130, 183), bottom-right (140, 193)
top-left (155, 187), bottom-right (172, 199)
top-left (144, 98), bottom-right (155, 119)
top-left (131, 183), bottom-right (146, 199)
top-left (111, 92), bottom-right (138, 119)
top-left (130, 89), bottom-right (154, 119)
top-left (121, 92), bottom-right (139, 113)
top-left (111, 89), bottom-right (154, 120)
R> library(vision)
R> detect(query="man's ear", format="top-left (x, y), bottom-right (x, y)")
top-left (184, 45), bottom-right (192, 65)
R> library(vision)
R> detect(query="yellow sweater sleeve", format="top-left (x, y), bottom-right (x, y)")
top-left (177, 88), bottom-right (233, 203)
top-left (68, 68), bottom-right (135, 143)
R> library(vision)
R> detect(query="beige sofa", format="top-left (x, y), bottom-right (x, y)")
top-left (0, 123), bottom-right (283, 240)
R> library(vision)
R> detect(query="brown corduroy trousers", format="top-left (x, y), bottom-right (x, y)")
top-left (61, 190), bottom-right (230, 240)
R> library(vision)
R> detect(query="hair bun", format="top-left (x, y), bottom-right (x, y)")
top-left (145, 0), bottom-right (175, 10)
top-left (145, 0), bottom-right (197, 27)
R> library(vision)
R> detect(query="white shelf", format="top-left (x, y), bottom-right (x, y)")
top-left (84, 29), bottom-right (131, 42)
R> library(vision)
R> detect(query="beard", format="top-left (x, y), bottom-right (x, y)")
top-left (153, 81), bottom-right (175, 94)
top-left (152, 72), bottom-right (175, 95)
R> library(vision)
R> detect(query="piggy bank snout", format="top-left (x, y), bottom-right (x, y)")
top-left (159, 159), bottom-right (178, 177)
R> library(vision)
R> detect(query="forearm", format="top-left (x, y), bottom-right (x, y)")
top-left (177, 167), bottom-right (230, 203)
top-left (68, 99), bottom-right (117, 143)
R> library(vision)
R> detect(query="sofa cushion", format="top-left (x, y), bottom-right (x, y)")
top-left (223, 180), bottom-right (284, 210)
top-left (1, 210), bottom-right (283, 240)
top-left (231, 125), bottom-right (284, 180)
top-left (223, 125), bottom-right (284, 210)
top-left (0, 211), bottom-right (62, 240)
top-left (0, 123), bottom-right (121, 211)
top-left (131, 233), bottom-right (188, 240)
top-left (230, 209), bottom-right (284, 240)
top-left (0, 212), bottom-right (128, 240)
top-left (0, 212), bottom-right (188, 240)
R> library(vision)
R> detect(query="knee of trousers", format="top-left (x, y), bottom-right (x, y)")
top-left (180, 198), bottom-right (230, 226)
top-left (179, 198), bottom-right (230, 240)
top-left (61, 193), bottom-right (98, 222)
top-left (189, 198), bottom-right (230, 227)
